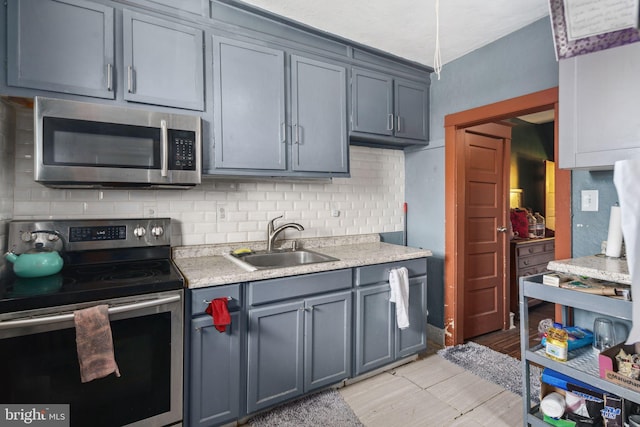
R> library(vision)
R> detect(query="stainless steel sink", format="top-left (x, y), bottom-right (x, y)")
top-left (229, 249), bottom-right (339, 270)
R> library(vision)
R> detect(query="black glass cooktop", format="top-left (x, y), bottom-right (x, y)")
top-left (0, 258), bottom-right (184, 313)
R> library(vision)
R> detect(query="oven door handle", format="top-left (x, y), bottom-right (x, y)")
top-left (0, 295), bottom-right (181, 330)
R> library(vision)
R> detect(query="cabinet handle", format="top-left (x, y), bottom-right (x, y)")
top-left (299, 307), bottom-right (313, 312)
top-left (387, 114), bottom-right (394, 131)
top-left (106, 63), bottom-right (113, 91)
top-left (396, 115), bottom-right (402, 133)
top-left (280, 122), bottom-right (286, 144)
top-left (294, 124), bottom-right (300, 144)
top-left (203, 297), bottom-right (233, 304)
top-left (127, 66), bottom-right (134, 93)
top-left (497, 227), bottom-right (507, 232)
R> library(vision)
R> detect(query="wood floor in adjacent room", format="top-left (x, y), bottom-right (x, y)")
top-left (471, 302), bottom-right (556, 359)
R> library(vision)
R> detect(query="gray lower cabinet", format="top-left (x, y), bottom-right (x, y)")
top-left (351, 67), bottom-right (428, 144)
top-left (354, 259), bottom-right (428, 376)
top-left (246, 270), bottom-right (352, 413)
top-left (186, 285), bottom-right (242, 427)
top-left (123, 10), bottom-right (204, 111)
top-left (210, 36), bottom-right (348, 176)
top-left (7, 0), bottom-right (115, 99)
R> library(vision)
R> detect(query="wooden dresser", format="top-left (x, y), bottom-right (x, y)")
top-left (509, 237), bottom-right (555, 314)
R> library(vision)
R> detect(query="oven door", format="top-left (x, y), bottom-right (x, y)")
top-left (0, 290), bottom-right (183, 427)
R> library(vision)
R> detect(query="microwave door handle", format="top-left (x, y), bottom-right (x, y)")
top-left (160, 119), bottom-right (168, 177)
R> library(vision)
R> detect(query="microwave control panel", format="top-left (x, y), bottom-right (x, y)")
top-left (169, 130), bottom-right (196, 171)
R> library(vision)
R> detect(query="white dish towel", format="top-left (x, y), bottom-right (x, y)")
top-left (389, 267), bottom-right (410, 329)
top-left (614, 158), bottom-right (640, 344)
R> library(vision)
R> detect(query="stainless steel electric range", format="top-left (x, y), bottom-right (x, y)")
top-left (0, 218), bottom-right (184, 427)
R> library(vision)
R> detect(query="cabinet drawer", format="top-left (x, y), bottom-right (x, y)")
top-left (518, 265), bottom-right (550, 278)
top-left (517, 252), bottom-right (554, 269)
top-left (355, 258), bottom-right (427, 286)
top-left (516, 241), bottom-right (554, 257)
top-left (191, 284), bottom-right (241, 316)
top-left (248, 269), bottom-right (352, 306)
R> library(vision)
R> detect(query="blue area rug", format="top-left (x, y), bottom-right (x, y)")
top-left (438, 341), bottom-right (541, 404)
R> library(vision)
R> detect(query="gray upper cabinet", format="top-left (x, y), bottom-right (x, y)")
top-left (394, 79), bottom-right (428, 141)
top-left (210, 36), bottom-right (349, 176)
top-left (559, 42), bottom-right (640, 169)
top-left (121, 0), bottom-right (209, 17)
top-left (351, 67), bottom-right (428, 145)
top-left (123, 10), bottom-right (204, 111)
top-left (351, 68), bottom-right (393, 137)
top-left (291, 56), bottom-right (348, 174)
top-left (7, 0), bottom-right (115, 99)
top-left (212, 37), bottom-right (287, 171)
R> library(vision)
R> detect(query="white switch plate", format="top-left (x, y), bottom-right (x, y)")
top-left (581, 190), bottom-right (599, 211)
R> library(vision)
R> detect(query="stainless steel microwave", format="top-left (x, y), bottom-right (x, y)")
top-left (34, 97), bottom-right (201, 189)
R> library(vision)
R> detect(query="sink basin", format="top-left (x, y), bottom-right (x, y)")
top-left (230, 249), bottom-right (339, 270)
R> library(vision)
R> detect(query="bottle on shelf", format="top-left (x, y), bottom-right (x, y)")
top-left (527, 210), bottom-right (537, 239)
top-left (534, 212), bottom-right (545, 238)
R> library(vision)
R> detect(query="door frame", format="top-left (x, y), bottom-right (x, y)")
top-left (444, 87), bottom-right (571, 346)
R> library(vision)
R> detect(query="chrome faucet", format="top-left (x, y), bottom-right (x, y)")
top-left (267, 215), bottom-right (304, 252)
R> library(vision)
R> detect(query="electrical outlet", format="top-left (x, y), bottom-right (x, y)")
top-left (217, 204), bottom-right (226, 221)
top-left (581, 190), bottom-right (599, 212)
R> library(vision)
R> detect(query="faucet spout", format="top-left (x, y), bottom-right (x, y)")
top-left (267, 216), bottom-right (304, 252)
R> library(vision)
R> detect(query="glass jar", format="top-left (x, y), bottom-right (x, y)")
top-left (534, 212), bottom-right (545, 238)
top-left (527, 210), bottom-right (537, 238)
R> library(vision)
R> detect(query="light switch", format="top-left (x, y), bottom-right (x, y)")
top-left (581, 190), bottom-right (599, 212)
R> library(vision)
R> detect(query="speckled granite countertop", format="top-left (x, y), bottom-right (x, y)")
top-left (547, 255), bottom-right (630, 285)
top-left (172, 234), bottom-right (432, 288)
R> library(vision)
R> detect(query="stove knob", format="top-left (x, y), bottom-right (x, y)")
top-left (133, 226), bottom-right (146, 238)
top-left (20, 232), bottom-right (34, 242)
top-left (151, 226), bottom-right (164, 238)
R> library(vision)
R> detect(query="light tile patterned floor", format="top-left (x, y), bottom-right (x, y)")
top-left (340, 354), bottom-right (524, 427)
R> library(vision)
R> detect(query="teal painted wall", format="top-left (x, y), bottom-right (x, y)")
top-left (405, 17), bottom-right (559, 329)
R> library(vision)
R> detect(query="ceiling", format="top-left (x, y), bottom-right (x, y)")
top-left (240, 0), bottom-right (551, 68)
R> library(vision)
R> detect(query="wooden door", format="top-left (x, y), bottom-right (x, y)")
top-left (462, 123), bottom-right (511, 339)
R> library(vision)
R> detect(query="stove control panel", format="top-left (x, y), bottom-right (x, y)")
top-left (70, 225), bottom-right (127, 242)
top-left (7, 218), bottom-right (172, 253)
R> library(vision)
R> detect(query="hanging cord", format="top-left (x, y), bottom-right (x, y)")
top-left (433, 0), bottom-right (443, 80)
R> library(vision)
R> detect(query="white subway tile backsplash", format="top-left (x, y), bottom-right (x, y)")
top-left (6, 115), bottom-right (404, 245)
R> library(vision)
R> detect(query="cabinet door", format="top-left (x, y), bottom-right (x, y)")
top-left (351, 68), bottom-right (394, 137)
top-left (213, 37), bottom-right (286, 171)
top-left (559, 42), bottom-right (640, 168)
top-left (354, 283), bottom-right (394, 376)
top-left (123, 10), bottom-right (204, 111)
top-left (291, 56), bottom-right (348, 174)
top-left (304, 291), bottom-right (352, 392)
top-left (394, 78), bottom-right (428, 141)
top-left (396, 276), bottom-right (428, 358)
top-left (247, 300), bottom-right (304, 413)
top-left (7, 0), bottom-right (115, 99)
top-left (189, 313), bottom-right (240, 427)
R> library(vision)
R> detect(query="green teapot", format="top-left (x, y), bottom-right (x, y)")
top-left (5, 242), bottom-right (64, 278)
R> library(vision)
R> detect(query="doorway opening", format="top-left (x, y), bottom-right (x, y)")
top-left (444, 87), bottom-right (571, 347)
